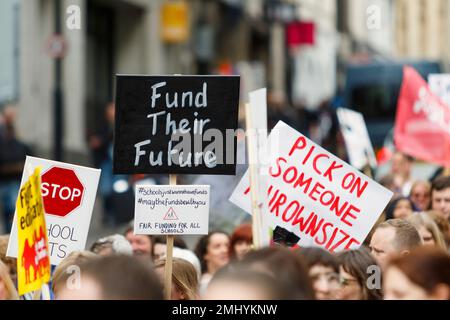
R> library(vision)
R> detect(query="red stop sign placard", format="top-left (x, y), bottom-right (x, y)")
top-left (41, 167), bottom-right (84, 217)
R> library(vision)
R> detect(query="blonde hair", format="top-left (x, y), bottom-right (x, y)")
top-left (0, 260), bottom-right (19, 300)
top-left (426, 210), bottom-right (450, 247)
top-left (52, 250), bottom-right (97, 294)
top-left (155, 258), bottom-right (198, 300)
top-left (408, 212), bottom-right (447, 251)
top-left (410, 180), bottom-right (431, 195)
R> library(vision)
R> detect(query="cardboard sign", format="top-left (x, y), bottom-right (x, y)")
top-left (114, 75), bottom-right (240, 175)
top-left (395, 67), bottom-right (450, 166)
top-left (336, 108), bottom-right (377, 170)
top-left (428, 73), bottom-right (450, 108)
top-left (16, 168), bottom-right (51, 295)
top-left (247, 88), bottom-right (271, 247)
top-left (230, 121), bottom-right (393, 252)
top-left (134, 185), bottom-right (210, 235)
top-left (8, 156), bottom-right (101, 265)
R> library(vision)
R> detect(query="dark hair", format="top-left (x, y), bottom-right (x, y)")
top-left (432, 176), bottom-right (450, 192)
top-left (387, 247), bottom-right (450, 298)
top-left (124, 224), bottom-right (153, 243)
top-left (79, 255), bottom-right (163, 300)
top-left (229, 223), bottom-right (252, 259)
top-left (295, 247), bottom-right (339, 273)
top-left (240, 247), bottom-right (315, 300)
top-left (194, 231), bottom-right (229, 274)
top-left (377, 219), bottom-right (422, 250)
top-left (384, 196), bottom-right (413, 220)
top-left (208, 265), bottom-right (286, 300)
top-left (152, 235), bottom-right (188, 249)
top-left (336, 248), bottom-right (383, 300)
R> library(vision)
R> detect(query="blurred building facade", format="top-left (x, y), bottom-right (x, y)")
top-left (395, 0), bottom-right (450, 62)
top-left (17, 0), bottom-right (169, 162)
top-left (2, 0), bottom-right (450, 161)
top-left (338, 0), bottom-right (450, 62)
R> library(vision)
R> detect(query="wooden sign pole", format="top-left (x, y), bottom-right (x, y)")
top-left (164, 174), bottom-right (177, 300)
top-left (245, 103), bottom-right (262, 249)
top-left (443, 167), bottom-right (450, 177)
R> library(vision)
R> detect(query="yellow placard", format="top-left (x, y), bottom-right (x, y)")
top-left (161, 1), bottom-right (190, 43)
top-left (16, 167), bottom-right (51, 296)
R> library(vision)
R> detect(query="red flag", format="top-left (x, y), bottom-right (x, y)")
top-left (394, 66), bottom-right (450, 166)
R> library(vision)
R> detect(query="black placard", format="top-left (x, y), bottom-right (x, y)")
top-left (113, 75), bottom-right (240, 175)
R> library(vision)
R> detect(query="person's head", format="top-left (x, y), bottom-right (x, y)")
top-left (384, 197), bottom-right (414, 220)
top-left (427, 210), bottom-right (450, 248)
top-left (124, 226), bottom-right (153, 258)
top-left (409, 180), bottom-right (431, 211)
top-left (105, 102), bottom-right (115, 124)
top-left (407, 212), bottom-right (447, 250)
top-left (152, 235), bottom-right (188, 261)
top-left (154, 258), bottom-right (199, 300)
top-left (336, 248), bottom-right (382, 300)
top-left (369, 219), bottom-right (422, 269)
top-left (194, 231), bottom-right (230, 275)
top-left (2, 104), bottom-right (17, 126)
top-left (0, 260), bottom-right (18, 300)
top-left (242, 247), bottom-right (315, 300)
top-left (90, 234), bottom-right (133, 256)
top-left (295, 247), bottom-right (339, 300)
top-left (378, 174), bottom-right (397, 194)
top-left (391, 151), bottom-right (413, 178)
top-left (203, 266), bottom-right (285, 300)
top-left (52, 250), bottom-right (97, 297)
top-left (384, 247), bottom-right (450, 300)
top-left (0, 235), bottom-right (16, 284)
top-left (431, 176), bottom-right (450, 220)
top-left (172, 247), bottom-right (201, 280)
top-left (56, 255), bottom-right (163, 300)
top-left (229, 223), bottom-right (253, 261)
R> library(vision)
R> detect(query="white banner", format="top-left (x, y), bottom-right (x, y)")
top-left (7, 156), bottom-right (100, 265)
top-left (134, 185), bottom-right (210, 235)
top-left (230, 121), bottom-right (393, 252)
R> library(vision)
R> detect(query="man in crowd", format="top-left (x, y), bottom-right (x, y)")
top-left (431, 175), bottom-right (450, 222)
top-left (124, 223), bottom-right (153, 260)
top-left (369, 219), bottom-right (422, 269)
top-left (390, 151), bottom-right (414, 197)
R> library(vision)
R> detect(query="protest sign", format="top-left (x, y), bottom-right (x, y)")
top-left (114, 75), bottom-right (240, 175)
top-left (8, 156), bottom-right (101, 265)
top-left (16, 167), bottom-right (51, 295)
top-left (395, 66), bottom-right (450, 167)
top-left (230, 121), bottom-right (393, 252)
top-left (336, 107), bottom-right (377, 170)
top-left (246, 88), bottom-right (271, 248)
top-left (428, 73), bottom-right (450, 108)
top-left (134, 185), bottom-right (210, 235)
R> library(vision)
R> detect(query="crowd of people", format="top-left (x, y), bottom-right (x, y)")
top-left (0, 176), bottom-right (449, 301)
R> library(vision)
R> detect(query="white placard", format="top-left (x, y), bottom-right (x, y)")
top-left (248, 88), bottom-right (271, 246)
top-left (230, 121), bottom-right (393, 252)
top-left (7, 156), bottom-right (101, 265)
top-left (134, 185), bottom-right (210, 235)
top-left (428, 74), bottom-right (450, 108)
top-left (337, 107), bottom-right (377, 170)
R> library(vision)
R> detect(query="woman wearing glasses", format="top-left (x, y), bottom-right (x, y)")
top-left (336, 248), bottom-right (383, 300)
top-left (296, 247), bottom-right (340, 300)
